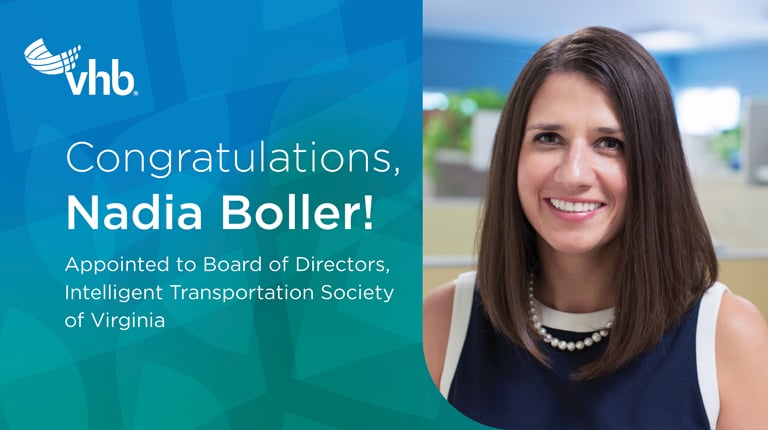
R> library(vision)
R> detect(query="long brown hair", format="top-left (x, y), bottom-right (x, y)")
top-left (476, 26), bottom-right (718, 379)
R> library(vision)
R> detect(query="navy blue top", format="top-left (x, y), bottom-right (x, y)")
top-left (448, 290), bottom-right (709, 429)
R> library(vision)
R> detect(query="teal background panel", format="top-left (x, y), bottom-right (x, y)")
top-left (0, 0), bottom-right (487, 428)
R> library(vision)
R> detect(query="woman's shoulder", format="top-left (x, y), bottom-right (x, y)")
top-left (423, 271), bottom-right (479, 390)
top-left (423, 279), bottom-right (457, 388)
top-left (715, 290), bottom-right (768, 428)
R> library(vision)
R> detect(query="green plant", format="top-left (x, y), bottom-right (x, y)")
top-left (709, 127), bottom-right (741, 164)
top-left (423, 88), bottom-right (507, 179)
top-left (463, 88), bottom-right (507, 110)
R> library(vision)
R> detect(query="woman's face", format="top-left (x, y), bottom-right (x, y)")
top-left (517, 72), bottom-right (627, 256)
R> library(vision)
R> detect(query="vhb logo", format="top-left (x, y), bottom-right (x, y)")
top-left (24, 38), bottom-right (135, 96)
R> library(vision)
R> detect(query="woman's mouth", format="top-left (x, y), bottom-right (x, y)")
top-left (548, 198), bottom-right (604, 213)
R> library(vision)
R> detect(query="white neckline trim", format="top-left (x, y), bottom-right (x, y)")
top-left (439, 271), bottom-right (476, 398)
top-left (534, 299), bottom-right (614, 333)
top-left (696, 281), bottom-right (727, 430)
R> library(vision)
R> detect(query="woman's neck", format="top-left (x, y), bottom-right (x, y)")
top-left (535, 240), bottom-right (619, 313)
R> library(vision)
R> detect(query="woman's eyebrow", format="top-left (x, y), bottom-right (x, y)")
top-left (593, 126), bottom-right (623, 134)
top-left (525, 123), bottom-right (563, 131)
top-left (525, 124), bottom-right (624, 134)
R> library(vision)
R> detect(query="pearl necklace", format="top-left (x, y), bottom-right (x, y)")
top-left (527, 277), bottom-right (613, 351)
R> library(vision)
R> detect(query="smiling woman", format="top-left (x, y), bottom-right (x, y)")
top-left (518, 72), bottom-right (627, 262)
top-left (423, 26), bottom-right (768, 429)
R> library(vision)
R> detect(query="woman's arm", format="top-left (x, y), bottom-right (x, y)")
top-left (423, 281), bottom-right (456, 388)
top-left (716, 292), bottom-right (768, 429)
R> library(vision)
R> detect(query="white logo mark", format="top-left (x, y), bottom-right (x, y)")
top-left (24, 38), bottom-right (82, 75)
top-left (23, 37), bottom-right (135, 96)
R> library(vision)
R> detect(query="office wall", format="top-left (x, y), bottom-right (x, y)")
top-left (423, 36), bottom-right (540, 92)
top-left (675, 44), bottom-right (768, 98)
top-left (424, 35), bottom-right (768, 99)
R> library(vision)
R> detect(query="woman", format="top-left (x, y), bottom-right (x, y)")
top-left (423, 26), bottom-right (768, 429)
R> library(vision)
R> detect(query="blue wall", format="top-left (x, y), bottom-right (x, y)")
top-left (424, 35), bottom-right (768, 100)
top-left (675, 45), bottom-right (768, 98)
top-left (423, 36), bottom-right (541, 92)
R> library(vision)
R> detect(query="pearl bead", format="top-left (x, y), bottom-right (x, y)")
top-left (527, 275), bottom-right (613, 352)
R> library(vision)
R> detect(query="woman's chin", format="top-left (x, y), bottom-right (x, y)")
top-left (540, 237), bottom-right (617, 256)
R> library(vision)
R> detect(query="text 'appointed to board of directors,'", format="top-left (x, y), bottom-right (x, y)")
top-left (65, 255), bottom-right (389, 275)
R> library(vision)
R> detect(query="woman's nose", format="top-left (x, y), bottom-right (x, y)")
top-left (554, 142), bottom-right (595, 189)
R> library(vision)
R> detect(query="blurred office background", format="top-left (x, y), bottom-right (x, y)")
top-left (422, 0), bottom-right (768, 314)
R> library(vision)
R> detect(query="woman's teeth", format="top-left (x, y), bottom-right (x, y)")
top-left (549, 198), bottom-right (602, 213)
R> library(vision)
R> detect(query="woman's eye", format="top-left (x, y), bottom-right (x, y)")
top-left (597, 138), bottom-right (624, 151)
top-left (534, 133), bottom-right (560, 144)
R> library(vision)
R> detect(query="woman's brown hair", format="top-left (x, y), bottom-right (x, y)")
top-left (476, 26), bottom-right (718, 379)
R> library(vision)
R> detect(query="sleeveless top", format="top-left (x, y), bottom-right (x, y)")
top-left (441, 272), bottom-right (728, 430)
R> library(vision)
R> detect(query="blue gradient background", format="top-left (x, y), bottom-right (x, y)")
top-left (0, 0), bottom-right (488, 428)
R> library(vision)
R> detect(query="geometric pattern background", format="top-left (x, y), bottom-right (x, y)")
top-left (0, 0), bottom-right (486, 427)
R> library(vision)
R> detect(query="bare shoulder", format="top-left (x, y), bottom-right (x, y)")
top-left (716, 291), bottom-right (768, 429)
top-left (423, 280), bottom-right (457, 389)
